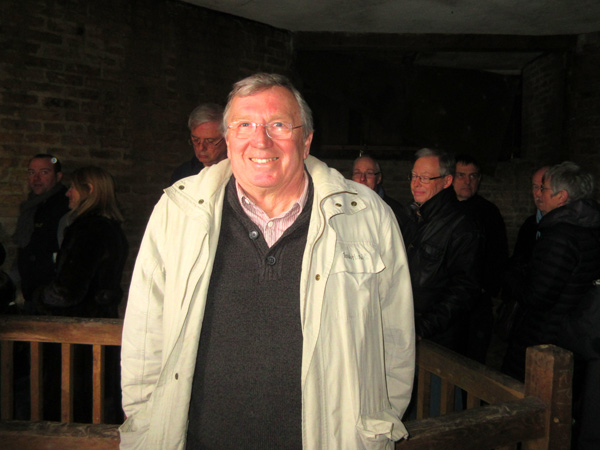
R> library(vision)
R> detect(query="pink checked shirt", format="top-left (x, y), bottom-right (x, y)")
top-left (236, 175), bottom-right (309, 247)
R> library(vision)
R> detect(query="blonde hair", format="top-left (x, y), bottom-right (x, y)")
top-left (70, 166), bottom-right (124, 222)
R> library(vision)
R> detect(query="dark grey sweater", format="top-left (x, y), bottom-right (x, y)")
top-left (186, 176), bottom-right (313, 449)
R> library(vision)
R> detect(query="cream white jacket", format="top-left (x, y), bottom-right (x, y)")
top-left (120, 155), bottom-right (415, 449)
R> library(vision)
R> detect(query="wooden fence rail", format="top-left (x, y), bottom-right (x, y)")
top-left (0, 316), bottom-right (573, 450)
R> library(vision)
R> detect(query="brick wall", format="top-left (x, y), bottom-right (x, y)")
top-left (0, 0), bottom-right (294, 289)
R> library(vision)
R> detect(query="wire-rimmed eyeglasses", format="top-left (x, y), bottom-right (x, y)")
top-left (227, 121), bottom-right (303, 140)
top-left (188, 136), bottom-right (224, 148)
top-left (408, 173), bottom-right (445, 184)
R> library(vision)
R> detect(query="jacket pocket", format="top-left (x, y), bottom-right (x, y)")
top-left (331, 241), bottom-right (385, 275)
top-left (119, 408), bottom-right (150, 449)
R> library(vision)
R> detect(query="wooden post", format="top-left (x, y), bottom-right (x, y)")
top-left (92, 344), bottom-right (105, 424)
top-left (522, 345), bottom-right (573, 450)
top-left (61, 343), bottom-right (74, 423)
top-left (30, 342), bottom-right (43, 420)
top-left (1, 341), bottom-right (14, 420)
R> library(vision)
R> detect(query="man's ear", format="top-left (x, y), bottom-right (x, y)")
top-left (443, 175), bottom-right (453, 189)
top-left (558, 190), bottom-right (569, 206)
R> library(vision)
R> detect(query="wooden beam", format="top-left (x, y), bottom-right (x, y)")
top-left (0, 316), bottom-right (122, 346)
top-left (400, 397), bottom-right (547, 449)
top-left (30, 342), bottom-right (43, 420)
top-left (295, 32), bottom-right (577, 53)
top-left (61, 343), bottom-right (74, 423)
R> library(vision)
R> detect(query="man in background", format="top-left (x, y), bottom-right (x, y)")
top-left (351, 153), bottom-right (405, 226)
top-left (403, 148), bottom-right (481, 355)
top-left (12, 154), bottom-right (69, 313)
top-left (170, 103), bottom-right (228, 184)
top-left (452, 154), bottom-right (508, 363)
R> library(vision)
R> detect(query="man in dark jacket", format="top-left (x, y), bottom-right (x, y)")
top-left (453, 154), bottom-right (508, 363)
top-left (170, 103), bottom-right (228, 184)
top-left (403, 148), bottom-right (482, 354)
top-left (502, 161), bottom-right (600, 382)
top-left (12, 154), bottom-right (69, 312)
top-left (351, 153), bottom-right (406, 227)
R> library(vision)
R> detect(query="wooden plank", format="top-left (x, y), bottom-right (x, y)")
top-left (30, 342), bottom-right (42, 420)
top-left (61, 344), bottom-right (73, 423)
top-left (0, 316), bottom-right (122, 346)
top-left (417, 340), bottom-right (524, 404)
top-left (1, 341), bottom-right (14, 420)
top-left (466, 392), bottom-right (481, 410)
top-left (399, 397), bottom-right (547, 449)
top-left (92, 345), bottom-right (105, 424)
top-left (0, 421), bottom-right (119, 450)
top-left (523, 345), bottom-right (573, 450)
top-left (416, 367), bottom-right (430, 420)
top-left (440, 378), bottom-right (455, 415)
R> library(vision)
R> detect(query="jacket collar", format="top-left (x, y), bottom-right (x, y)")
top-left (164, 155), bottom-right (366, 219)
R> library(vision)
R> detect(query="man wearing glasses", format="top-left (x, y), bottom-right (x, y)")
top-left (403, 148), bottom-right (481, 355)
top-left (121, 73), bottom-right (415, 449)
top-left (170, 103), bottom-right (228, 184)
top-left (351, 154), bottom-right (405, 226)
top-left (452, 154), bottom-right (508, 364)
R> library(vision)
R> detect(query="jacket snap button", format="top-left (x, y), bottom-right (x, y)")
top-left (267, 256), bottom-right (276, 265)
top-left (178, 185), bottom-right (184, 190)
top-left (335, 203), bottom-right (342, 207)
top-left (175, 373), bottom-right (179, 380)
top-left (351, 201), bottom-right (357, 206)
top-left (249, 230), bottom-right (259, 239)
top-left (315, 274), bottom-right (321, 281)
top-left (198, 199), bottom-right (204, 204)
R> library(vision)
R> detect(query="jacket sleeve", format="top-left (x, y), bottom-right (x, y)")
top-left (120, 197), bottom-right (169, 439)
top-left (378, 205), bottom-right (416, 431)
top-left (416, 220), bottom-right (482, 340)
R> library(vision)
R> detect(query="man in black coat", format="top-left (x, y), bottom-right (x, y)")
top-left (12, 154), bottom-right (69, 312)
top-left (402, 148), bottom-right (482, 354)
top-left (502, 162), bottom-right (600, 381)
top-left (453, 154), bottom-right (508, 363)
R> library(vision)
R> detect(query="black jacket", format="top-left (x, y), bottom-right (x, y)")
top-left (502, 199), bottom-right (600, 380)
top-left (402, 187), bottom-right (482, 352)
top-left (17, 185), bottom-right (69, 302)
top-left (34, 213), bottom-right (129, 318)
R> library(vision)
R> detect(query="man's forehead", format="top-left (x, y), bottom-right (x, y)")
top-left (231, 87), bottom-right (299, 115)
top-left (413, 156), bottom-right (440, 171)
top-left (29, 158), bottom-right (54, 169)
top-left (355, 157), bottom-right (376, 169)
top-left (456, 163), bottom-right (479, 173)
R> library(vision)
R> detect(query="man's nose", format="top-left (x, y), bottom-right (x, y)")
top-left (251, 125), bottom-right (272, 147)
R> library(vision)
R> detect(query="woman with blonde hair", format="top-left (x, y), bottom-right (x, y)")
top-left (34, 166), bottom-right (128, 423)
top-left (35, 166), bottom-right (128, 318)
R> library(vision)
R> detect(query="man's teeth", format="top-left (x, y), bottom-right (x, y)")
top-left (251, 157), bottom-right (278, 163)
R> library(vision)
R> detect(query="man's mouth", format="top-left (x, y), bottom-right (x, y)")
top-left (250, 157), bottom-right (278, 163)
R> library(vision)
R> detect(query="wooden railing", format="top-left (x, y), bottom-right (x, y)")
top-left (0, 316), bottom-right (573, 449)
top-left (0, 315), bottom-right (122, 449)
top-left (398, 340), bottom-right (572, 450)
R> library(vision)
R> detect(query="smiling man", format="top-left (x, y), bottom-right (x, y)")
top-left (402, 148), bottom-right (481, 355)
top-left (121, 73), bottom-right (415, 450)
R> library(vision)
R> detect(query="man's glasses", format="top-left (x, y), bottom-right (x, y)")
top-left (455, 172), bottom-right (481, 181)
top-left (227, 121), bottom-right (303, 140)
top-left (408, 173), bottom-right (444, 184)
top-left (188, 137), bottom-right (224, 148)
top-left (352, 171), bottom-right (380, 179)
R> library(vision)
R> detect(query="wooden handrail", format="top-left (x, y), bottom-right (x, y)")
top-left (0, 316), bottom-right (123, 423)
top-left (0, 316), bottom-right (573, 450)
